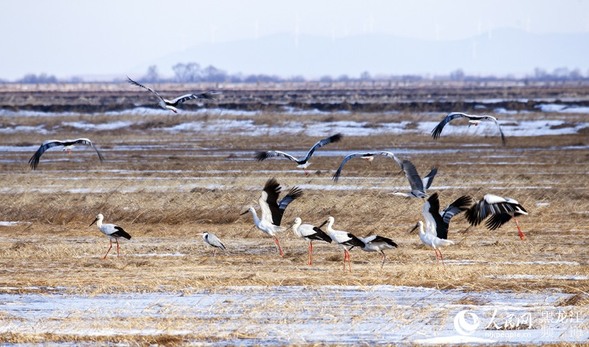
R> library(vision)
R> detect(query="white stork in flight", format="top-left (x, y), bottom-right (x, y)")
top-left (29, 138), bottom-right (104, 170)
top-left (431, 112), bottom-right (506, 145)
top-left (241, 178), bottom-right (303, 256)
top-left (465, 194), bottom-right (528, 240)
top-left (127, 76), bottom-right (217, 113)
top-left (255, 133), bottom-right (342, 174)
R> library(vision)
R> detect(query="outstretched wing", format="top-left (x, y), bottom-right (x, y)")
top-left (255, 150), bottom-right (299, 163)
top-left (484, 116), bottom-right (507, 146)
top-left (127, 76), bottom-right (164, 102)
top-left (422, 167), bottom-right (438, 190)
top-left (431, 112), bottom-right (468, 139)
top-left (401, 160), bottom-right (424, 193)
top-left (273, 186), bottom-right (303, 226)
top-left (332, 151), bottom-right (401, 182)
top-left (441, 195), bottom-right (475, 224)
top-left (28, 140), bottom-right (64, 170)
top-left (72, 138), bottom-right (105, 163)
top-left (301, 133), bottom-right (342, 162)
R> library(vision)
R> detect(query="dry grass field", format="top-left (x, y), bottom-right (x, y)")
top-left (0, 83), bottom-right (588, 345)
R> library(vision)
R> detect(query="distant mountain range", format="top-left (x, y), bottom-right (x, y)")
top-left (146, 28), bottom-right (589, 78)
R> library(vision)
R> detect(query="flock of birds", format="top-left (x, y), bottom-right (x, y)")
top-left (25, 78), bottom-right (525, 269)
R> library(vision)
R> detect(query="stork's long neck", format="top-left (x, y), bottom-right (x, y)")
top-left (96, 218), bottom-right (103, 229)
top-left (248, 207), bottom-right (261, 227)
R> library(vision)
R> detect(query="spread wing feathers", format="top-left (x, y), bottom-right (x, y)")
top-left (112, 226), bottom-right (132, 240)
top-left (261, 178), bottom-right (302, 226)
top-left (127, 76), bottom-right (164, 101)
top-left (401, 160), bottom-right (424, 192)
top-left (310, 226), bottom-right (333, 243)
top-left (441, 195), bottom-right (475, 224)
top-left (431, 112), bottom-right (467, 139)
top-left (167, 91), bottom-right (218, 105)
top-left (302, 133), bottom-right (342, 162)
top-left (29, 138), bottom-right (104, 170)
top-left (484, 213), bottom-right (514, 231)
top-left (332, 150), bottom-right (402, 182)
top-left (486, 116), bottom-right (507, 145)
top-left (255, 150), bottom-right (298, 162)
top-left (465, 195), bottom-right (527, 227)
top-left (422, 167), bottom-right (438, 190)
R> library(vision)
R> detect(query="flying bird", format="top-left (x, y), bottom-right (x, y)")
top-left (127, 76), bottom-right (217, 113)
top-left (241, 178), bottom-right (303, 256)
top-left (89, 213), bottom-right (131, 259)
top-left (332, 151), bottom-right (403, 182)
top-left (202, 232), bottom-right (226, 256)
top-left (431, 112), bottom-right (506, 145)
top-left (322, 216), bottom-right (365, 272)
top-left (292, 217), bottom-right (332, 265)
top-left (464, 194), bottom-right (528, 240)
top-left (410, 192), bottom-right (473, 263)
top-left (255, 133), bottom-right (343, 173)
top-left (29, 138), bottom-right (104, 170)
top-left (355, 234), bottom-right (398, 268)
top-left (392, 160), bottom-right (437, 199)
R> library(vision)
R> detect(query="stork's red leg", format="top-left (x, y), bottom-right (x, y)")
top-left (116, 239), bottom-right (121, 257)
top-left (103, 240), bottom-right (113, 259)
top-left (514, 218), bottom-right (526, 240)
top-left (274, 237), bottom-right (284, 257)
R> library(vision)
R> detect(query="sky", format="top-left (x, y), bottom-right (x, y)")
top-left (1, 0), bottom-right (588, 80)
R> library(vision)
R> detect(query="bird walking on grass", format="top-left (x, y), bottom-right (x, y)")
top-left (89, 213), bottom-right (131, 259)
top-left (355, 235), bottom-right (398, 268)
top-left (255, 133), bottom-right (342, 174)
top-left (464, 194), bottom-right (528, 240)
top-left (29, 138), bottom-right (104, 170)
top-left (241, 178), bottom-right (303, 257)
top-left (292, 217), bottom-right (332, 265)
top-left (321, 216), bottom-right (365, 272)
top-left (202, 232), bottom-right (226, 256)
top-left (127, 76), bottom-right (217, 113)
top-left (431, 112), bottom-right (506, 145)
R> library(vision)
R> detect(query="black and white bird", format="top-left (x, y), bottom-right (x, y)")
top-left (255, 133), bottom-right (343, 173)
top-left (431, 112), bottom-right (506, 145)
top-left (29, 138), bottom-right (104, 170)
top-left (393, 160), bottom-right (438, 199)
top-left (202, 232), bottom-right (226, 256)
top-left (332, 151), bottom-right (403, 182)
top-left (322, 216), bottom-right (365, 272)
top-left (465, 194), bottom-right (528, 240)
top-left (127, 76), bottom-right (217, 113)
top-left (355, 234), bottom-right (398, 268)
top-left (89, 213), bottom-right (132, 259)
top-left (292, 217), bottom-right (332, 265)
top-left (410, 193), bottom-right (473, 263)
top-left (241, 178), bottom-right (303, 256)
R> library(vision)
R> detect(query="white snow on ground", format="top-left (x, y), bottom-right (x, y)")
top-left (63, 120), bottom-right (133, 131)
top-left (0, 286), bottom-right (586, 345)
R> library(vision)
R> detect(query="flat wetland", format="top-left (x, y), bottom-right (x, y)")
top-left (0, 82), bottom-right (588, 345)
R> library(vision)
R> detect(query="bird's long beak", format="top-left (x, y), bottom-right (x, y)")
top-left (408, 222), bottom-right (419, 234)
top-left (89, 218), bottom-right (98, 227)
top-left (318, 220), bottom-right (328, 228)
top-left (239, 210), bottom-right (249, 216)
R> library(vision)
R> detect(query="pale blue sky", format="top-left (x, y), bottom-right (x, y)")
top-left (1, 0), bottom-right (588, 80)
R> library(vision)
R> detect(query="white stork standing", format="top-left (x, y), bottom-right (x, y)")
top-left (431, 112), bottom-right (506, 145)
top-left (292, 217), bottom-right (332, 265)
top-left (241, 178), bottom-right (303, 257)
top-left (321, 216), bottom-right (365, 272)
top-left (356, 234), bottom-right (398, 268)
top-left (89, 213), bottom-right (132, 259)
top-left (255, 133), bottom-right (343, 174)
top-left (127, 76), bottom-right (217, 113)
top-left (29, 138), bottom-right (104, 170)
top-left (202, 232), bottom-right (226, 256)
top-left (465, 194), bottom-right (528, 240)
top-left (410, 192), bottom-right (473, 263)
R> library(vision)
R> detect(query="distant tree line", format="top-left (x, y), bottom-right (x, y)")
top-left (5, 64), bottom-right (589, 84)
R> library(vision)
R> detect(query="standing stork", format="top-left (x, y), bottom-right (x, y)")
top-left (127, 76), bottom-right (217, 113)
top-left (410, 193), bottom-right (473, 263)
top-left (464, 194), bottom-right (528, 240)
top-left (255, 133), bottom-right (342, 174)
top-left (29, 138), bottom-right (104, 170)
top-left (202, 232), bottom-right (226, 256)
top-left (356, 235), bottom-right (398, 268)
top-left (241, 178), bottom-right (303, 256)
top-left (322, 216), bottom-right (365, 272)
top-left (291, 217), bottom-right (332, 265)
top-left (431, 112), bottom-right (506, 145)
top-left (89, 213), bottom-right (131, 259)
